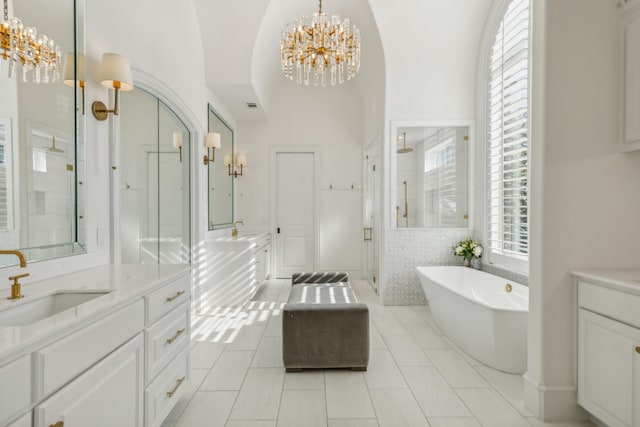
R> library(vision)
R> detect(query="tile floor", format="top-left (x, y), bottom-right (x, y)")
top-left (162, 279), bottom-right (595, 427)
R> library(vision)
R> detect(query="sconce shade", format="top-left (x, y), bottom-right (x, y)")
top-left (206, 132), bottom-right (222, 149)
top-left (99, 53), bottom-right (134, 91)
top-left (224, 153), bottom-right (233, 166)
top-left (236, 154), bottom-right (247, 167)
top-left (173, 132), bottom-right (183, 149)
top-left (63, 52), bottom-right (85, 87)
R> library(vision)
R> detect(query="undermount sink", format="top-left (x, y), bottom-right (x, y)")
top-left (0, 290), bottom-right (112, 327)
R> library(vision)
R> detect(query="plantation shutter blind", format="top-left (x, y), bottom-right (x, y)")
top-left (487, 0), bottom-right (530, 260)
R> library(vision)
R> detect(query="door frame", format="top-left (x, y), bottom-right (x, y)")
top-left (270, 146), bottom-right (320, 277)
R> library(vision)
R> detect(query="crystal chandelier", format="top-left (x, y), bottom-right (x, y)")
top-left (280, 0), bottom-right (361, 87)
top-left (0, 0), bottom-right (62, 83)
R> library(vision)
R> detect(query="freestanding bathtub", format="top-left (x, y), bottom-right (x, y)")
top-left (416, 266), bottom-right (528, 374)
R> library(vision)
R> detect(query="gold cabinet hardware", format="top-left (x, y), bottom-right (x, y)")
top-left (166, 328), bottom-right (186, 344)
top-left (505, 283), bottom-right (512, 293)
top-left (636, 346), bottom-right (640, 354)
top-left (49, 421), bottom-right (64, 427)
top-left (166, 376), bottom-right (186, 398)
top-left (166, 290), bottom-right (185, 302)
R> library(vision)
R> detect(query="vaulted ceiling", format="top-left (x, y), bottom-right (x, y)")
top-left (193, 0), bottom-right (385, 121)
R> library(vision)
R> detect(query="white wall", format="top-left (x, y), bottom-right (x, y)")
top-left (525, 0), bottom-right (640, 420)
top-left (236, 82), bottom-right (364, 276)
top-left (368, 0), bottom-right (493, 304)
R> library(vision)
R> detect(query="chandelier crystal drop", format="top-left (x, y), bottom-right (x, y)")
top-left (280, 0), bottom-right (361, 87)
top-left (0, 0), bottom-right (62, 83)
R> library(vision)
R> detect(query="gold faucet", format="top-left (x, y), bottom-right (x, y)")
top-left (231, 220), bottom-right (244, 237)
top-left (0, 250), bottom-right (29, 300)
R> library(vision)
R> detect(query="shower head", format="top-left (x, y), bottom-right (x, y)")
top-left (46, 136), bottom-right (64, 153)
top-left (396, 131), bottom-right (413, 154)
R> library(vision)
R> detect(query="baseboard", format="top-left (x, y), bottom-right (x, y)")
top-left (523, 373), bottom-right (589, 421)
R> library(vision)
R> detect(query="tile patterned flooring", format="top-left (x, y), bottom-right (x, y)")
top-left (162, 279), bottom-right (594, 427)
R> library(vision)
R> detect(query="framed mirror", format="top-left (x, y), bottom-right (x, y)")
top-left (391, 122), bottom-right (471, 229)
top-left (207, 105), bottom-right (234, 230)
top-left (0, 0), bottom-right (85, 267)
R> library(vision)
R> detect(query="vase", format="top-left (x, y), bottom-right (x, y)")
top-left (465, 258), bottom-right (473, 268)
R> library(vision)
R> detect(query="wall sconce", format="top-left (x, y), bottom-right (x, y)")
top-left (203, 132), bottom-right (221, 165)
top-left (63, 52), bottom-right (85, 114)
top-left (173, 132), bottom-right (183, 162)
top-left (224, 153), bottom-right (246, 177)
top-left (92, 53), bottom-right (134, 121)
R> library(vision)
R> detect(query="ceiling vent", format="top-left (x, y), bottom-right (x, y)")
top-left (246, 102), bottom-right (258, 109)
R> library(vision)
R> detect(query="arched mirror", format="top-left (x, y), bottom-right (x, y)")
top-left (391, 121), bottom-right (471, 229)
top-left (0, 0), bottom-right (85, 267)
top-left (207, 105), bottom-right (234, 230)
top-left (119, 87), bottom-right (191, 264)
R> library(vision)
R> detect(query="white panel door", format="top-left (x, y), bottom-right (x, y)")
top-left (275, 152), bottom-right (315, 278)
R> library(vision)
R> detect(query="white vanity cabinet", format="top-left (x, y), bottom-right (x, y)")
top-left (575, 272), bottom-right (640, 427)
top-left (254, 233), bottom-right (271, 285)
top-left (143, 277), bottom-right (191, 427)
top-left (0, 265), bottom-right (191, 427)
top-left (196, 232), bottom-right (271, 310)
top-left (0, 355), bottom-right (31, 426)
top-left (34, 334), bottom-right (144, 427)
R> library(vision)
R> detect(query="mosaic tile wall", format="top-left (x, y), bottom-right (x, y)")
top-left (381, 229), bottom-right (529, 305)
top-left (382, 229), bottom-right (472, 305)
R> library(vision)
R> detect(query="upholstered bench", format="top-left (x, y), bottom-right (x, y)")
top-left (282, 272), bottom-right (369, 372)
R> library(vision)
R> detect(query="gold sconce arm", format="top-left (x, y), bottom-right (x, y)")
top-left (92, 85), bottom-right (122, 121)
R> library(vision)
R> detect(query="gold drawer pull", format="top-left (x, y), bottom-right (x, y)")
top-left (166, 290), bottom-right (185, 302)
top-left (166, 328), bottom-right (186, 344)
top-left (636, 346), bottom-right (640, 354)
top-left (50, 422), bottom-right (64, 427)
top-left (166, 376), bottom-right (186, 398)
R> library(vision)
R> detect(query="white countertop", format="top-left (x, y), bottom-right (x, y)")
top-left (571, 269), bottom-right (640, 296)
top-left (0, 264), bottom-right (190, 362)
top-left (209, 231), bottom-right (270, 243)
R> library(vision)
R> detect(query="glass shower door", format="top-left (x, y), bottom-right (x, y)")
top-left (364, 141), bottom-right (381, 292)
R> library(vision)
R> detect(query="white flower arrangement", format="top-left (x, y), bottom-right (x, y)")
top-left (453, 238), bottom-right (483, 267)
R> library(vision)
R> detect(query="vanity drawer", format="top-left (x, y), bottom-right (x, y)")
top-left (146, 276), bottom-right (190, 325)
top-left (145, 347), bottom-right (189, 427)
top-left (0, 354), bottom-right (31, 426)
top-left (36, 299), bottom-right (145, 397)
top-left (146, 302), bottom-right (189, 383)
top-left (579, 280), bottom-right (640, 328)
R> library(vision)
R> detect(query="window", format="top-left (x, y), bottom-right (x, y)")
top-left (487, 0), bottom-right (530, 271)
